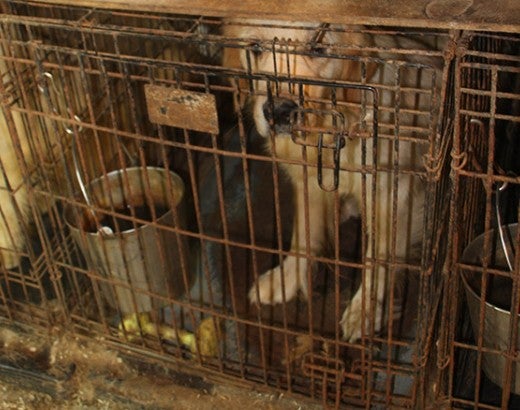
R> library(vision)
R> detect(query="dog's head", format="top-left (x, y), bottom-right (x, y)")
top-left (223, 20), bottom-right (370, 141)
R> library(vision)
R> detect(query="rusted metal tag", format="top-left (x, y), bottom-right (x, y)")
top-left (144, 84), bottom-right (219, 134)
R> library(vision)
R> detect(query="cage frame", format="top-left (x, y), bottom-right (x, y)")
top-left (0, 1), bottom-right (518, 409)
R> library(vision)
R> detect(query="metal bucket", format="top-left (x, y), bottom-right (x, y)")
top-left (460, 223), bottom-right (519, 393)
top-left (65, 166), bottom-right (190, 314)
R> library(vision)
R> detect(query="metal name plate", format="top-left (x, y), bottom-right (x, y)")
top-left (145, 84), bottom-right (219, 134)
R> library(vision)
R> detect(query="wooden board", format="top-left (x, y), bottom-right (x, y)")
top-left (29, 0), bottom-right (520, 32)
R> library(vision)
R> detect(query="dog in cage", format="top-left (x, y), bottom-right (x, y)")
top-left (0, 56), bottom-right (135, 270)
top-left (222, 20), bottom-right (446, 341)
top-left (0, 28), bottom-right (201, 271)
top-left (0, 55), bottom-right (64, 269)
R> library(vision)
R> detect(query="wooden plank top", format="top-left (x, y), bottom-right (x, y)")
top-left (29, 0), bottom-right (520, 32)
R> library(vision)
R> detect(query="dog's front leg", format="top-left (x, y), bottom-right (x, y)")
top-left (248, 176), bottom-right (326, 305)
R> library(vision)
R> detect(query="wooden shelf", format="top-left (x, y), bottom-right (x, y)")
top-left (29, 0), bottom-right (520, 32)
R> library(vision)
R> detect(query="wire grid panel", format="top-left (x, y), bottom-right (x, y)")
top-left (0, 2), bottom-right (454, 408)
top-left (436, 32), bottom-right (520, 409)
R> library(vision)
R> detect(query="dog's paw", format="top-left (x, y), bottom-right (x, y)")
top-left (340, 295), bottom-right (383, 342)
top-left (0, 195), bottom-right (24, 269)
top-left (340, 298), bottom-right (404, 342)
top-left (0, 233), bottom-right (22, 270)
top-left (248, 258), bottom-right (304, 305)
top-left (0, 248), bottom-right (21, 270)
top-left (339, 301), bottom-right (363, 343)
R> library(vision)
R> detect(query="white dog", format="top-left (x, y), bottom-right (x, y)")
top-left (223, 20), bottom-right (445, 341)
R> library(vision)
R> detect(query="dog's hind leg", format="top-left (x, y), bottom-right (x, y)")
top-left (0, 133), bottom-right (29, 269)
top-left (0, 184), bottom-right (27, 269)
top-left (340, 259), bottom-right (386, 342)
top-left (340, 171), bottom-right (424, 342)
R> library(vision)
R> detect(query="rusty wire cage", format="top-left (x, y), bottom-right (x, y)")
top-left (435, 32), bottom-right (520, 409)
top-left (0, 1), bottom-right (518, 408)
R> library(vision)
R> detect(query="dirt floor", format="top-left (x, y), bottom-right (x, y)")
top-left (0, 378), bottom-right (316, 410)
top-left (0, 323), bottom-right (320, 410)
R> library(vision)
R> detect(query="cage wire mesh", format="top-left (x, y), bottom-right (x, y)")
top-left (436, 32), bottom-right (520, 409)
top-left (0, 1), bottom-right (518, 408)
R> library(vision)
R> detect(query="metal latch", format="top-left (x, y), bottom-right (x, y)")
top-left (290, 108), bottom-right (346, 192)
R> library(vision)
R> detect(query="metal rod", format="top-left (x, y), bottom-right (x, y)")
top-left (495, 181), bottom-right (514, 271)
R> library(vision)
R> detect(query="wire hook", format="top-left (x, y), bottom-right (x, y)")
top-left (38, 71), bottom-right (95, 219)
top-left (494, 180), bottom-right (515, 271)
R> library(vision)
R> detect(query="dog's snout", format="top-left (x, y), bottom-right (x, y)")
top-left (262, 98), bottom-right (298, 127)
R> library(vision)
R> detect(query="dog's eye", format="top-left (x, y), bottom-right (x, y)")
top-left (250, 42), bottom-right (263, 57)
top-left (309, 45), bottom-right (327, 55)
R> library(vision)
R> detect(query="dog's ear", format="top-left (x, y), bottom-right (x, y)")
top-left (336, 31), bottom-right (379, 123)
top-left (222, 46), bottom-right (252, 103)
top-left (339, 60), bottom-right (379, 106)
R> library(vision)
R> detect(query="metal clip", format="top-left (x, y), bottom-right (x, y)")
top-left (317, 132), bottom-right (344, 192)
top-left (309, 23), bottom-right (330, 51)
top-left (290, 108), bottom-right (346, 191)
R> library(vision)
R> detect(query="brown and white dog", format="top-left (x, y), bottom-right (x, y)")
top-left (223, 20), bottom-right (445, 341)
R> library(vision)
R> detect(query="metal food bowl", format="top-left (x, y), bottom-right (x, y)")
top-left (65, 166), bottom-right (190, 314)
top-left (460, 223), bottom-right (519, 393)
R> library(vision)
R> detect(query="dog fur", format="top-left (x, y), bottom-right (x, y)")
top-left (223, 20), bottom-right (445, 341)
top-left (0, 83), bottom-right (33, 269)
